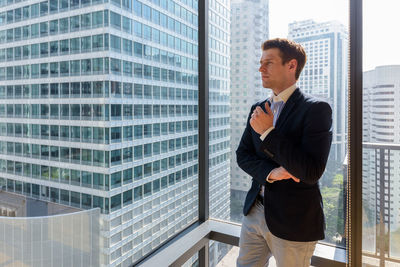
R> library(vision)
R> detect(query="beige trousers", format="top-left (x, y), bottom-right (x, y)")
top-left (237, 200), bottom-right (317, 267)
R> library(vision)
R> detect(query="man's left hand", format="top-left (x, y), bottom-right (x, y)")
top-left (250, 103), bottom-right (274, 135)
top-left (268, 167), bottom-right (300, 183)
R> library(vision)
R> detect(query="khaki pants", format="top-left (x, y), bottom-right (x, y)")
top-left (237, 200), bottom-right (317, 267)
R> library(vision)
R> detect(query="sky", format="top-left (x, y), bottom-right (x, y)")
top-left (267, 0), bottom-right (400, 71)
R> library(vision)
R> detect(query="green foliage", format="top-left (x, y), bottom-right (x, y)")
top-left (320, 158), bottom-right (345, 244)
top-left (390, 227), bottom-right (400, 256)
top-left (332, 174), bottom-right (343, 186)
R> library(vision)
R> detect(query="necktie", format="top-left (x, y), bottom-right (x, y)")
top-left (271, 100), bottom-right (284, 127)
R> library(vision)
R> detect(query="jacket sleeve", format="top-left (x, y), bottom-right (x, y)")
top-left (260, 101), bottom-right (333, 185)
top-left (236, 104), bottom-right (279, 186)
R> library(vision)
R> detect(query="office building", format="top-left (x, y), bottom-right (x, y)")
top-left (0, 0), bottom-right (230, 265)
top-left (289, 20), bottom-right (348, 163)
top-left (362, 65), bottom-right (400, 257)
top-left (229, 0), bottom-right (269, 208)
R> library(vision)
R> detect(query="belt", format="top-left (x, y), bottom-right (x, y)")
top-left (256, 194), bottom-right (264, 205)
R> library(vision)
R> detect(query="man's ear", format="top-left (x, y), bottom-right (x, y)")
top-left (288, 59), bottom-right (297, 71)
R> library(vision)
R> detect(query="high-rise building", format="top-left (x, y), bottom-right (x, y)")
top-left (288, 20), bottom-right (348, 163)
top-left (208, 0), bottom-right (230, 221)
top-left (229, 0), bottom-right (269, 208)
top-left (208, 0), bottom-right (231, 264)
top-left (362, 65), bottom-right (400, 256)
top-left (0, 0), bottom-right (230, 265)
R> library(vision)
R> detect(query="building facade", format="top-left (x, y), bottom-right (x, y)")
top-left (362, 65), bottom-right (400, 258)
top-left (0, 0), bottom-right (230, 265)
top-left (229, 0), bottom-right (268, 207)
top-left (288, 20), bottom-right (348, 163)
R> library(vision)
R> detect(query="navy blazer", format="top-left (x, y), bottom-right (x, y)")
top-left (236, 88), bottom-right (332, 242)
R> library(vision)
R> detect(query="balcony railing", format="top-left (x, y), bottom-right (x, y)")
top-left (361, 142), bottom-right (400, 266)
top-left (137, 219), bottom-right (346, 267)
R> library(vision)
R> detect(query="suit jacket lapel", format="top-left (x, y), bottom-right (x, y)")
top-left (275, 88), bottom-right (301, 129)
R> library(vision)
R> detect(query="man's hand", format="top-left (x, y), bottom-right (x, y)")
top-left (268, 167), bottom-right (300, 183)
top-left (250, 102), bottom-right (274, 135)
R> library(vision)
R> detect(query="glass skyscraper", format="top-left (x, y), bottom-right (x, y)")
top-left (0, 0), bottom-right (232, 265)
top-left (229, 0), bottom-right (269, 222)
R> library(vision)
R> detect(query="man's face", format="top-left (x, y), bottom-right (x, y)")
top-left (258, 48), bottom-right (292, 90)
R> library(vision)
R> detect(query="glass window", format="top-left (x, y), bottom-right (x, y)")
top-left (133, 0), bottom-right (141, 16)
top-left (50, 41), bottom-right (58, 57)
top-left (362, 0), bottom-right (400, 265)
top-left (50, 0), bottom-right (58, 12)
top-left (40, 42), bottom-right (48, 57)
top-left (123, 39), bottom-right (132, 55)
top-left (92, 11), bottom-right (103, 27)
top-left (70, 191), bottom-right (80, 207)
top-left (122, 16), bottom-right (131, 33)
top-left (110, 11), bottom-right (121, 29)
top-left (70, 0), bottom-right (79, 9)
top-left (70, 15), bottom-right (79, 31)
top-left (40, 22), bottom-right (48, 36)
top-left (111, 149), bottom-right (121, 166)
top-left (123, 83), bottom-right (132, 97)
top-left (134, 63), bottom-right (142, 78)
top-left (123, 190), bottom-right (132, 206)
top-left (31, 23), bottom-right (39, 38)
top-left (111, 194), bottom-right (121, 211)
top-left (111, 58), bottom-right (121, 74)
top-left (70, 60), bottom-right (80, 75)
top-left (93, 173), bottom-right (104, 189)
top-left (133, 186), bottom-right (142, 201)
top-left (81, 13), bottom-right (91, 29)
top-left (134, 42), bottom-right (142, 57)
top-left (31, 4), bottom-right (39, 18)
top-left (110, 35), bottom-right (121, 52)
top-left (92, 58), bottom-right (104, 74)
top-left (60, 39), bottom-right (69, 54)
top-left (92, 34), bottom-right (104, 51)
top-left (134, 145), bottom-right (142, 160)
top-left (70, 38), bottom-right (80, 54)
top-left (133, 21), bottom-right (142, 37)
top-left (59, 18), bottom-right (68, 32)
top-left (81, 149), bottom-right (92, 165)
top-left (60, 0), bottom-right (68, 9)
top-left (40, 1), bottom-right (48, 16)
top-left (23, 6), bottom-right (30, 19)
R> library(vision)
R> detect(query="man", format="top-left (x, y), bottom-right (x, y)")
top-left (236, 38), bottom-right (332, 267)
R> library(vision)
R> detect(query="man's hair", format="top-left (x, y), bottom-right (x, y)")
top-left (261, 38), bottom-right (306, 80)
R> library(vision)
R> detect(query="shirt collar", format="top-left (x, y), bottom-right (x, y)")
top-left (271, 83), bottom-right (297, 103)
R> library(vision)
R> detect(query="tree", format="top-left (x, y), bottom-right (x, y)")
top-left (321, 173), bottom-right (345, 244)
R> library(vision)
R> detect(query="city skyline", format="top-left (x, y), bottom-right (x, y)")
top-left (268, 0), bottom-right (400, 71)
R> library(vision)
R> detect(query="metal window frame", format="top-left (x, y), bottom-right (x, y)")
top-left (348, 0), bottom-right (363, 266)
top-left (198, 0), bottom-right (210, 265)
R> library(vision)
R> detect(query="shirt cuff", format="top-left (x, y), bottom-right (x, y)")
top-left (266, 170), bottom-right (275, 183)
top-left (260, 127), bottom-right (275, 141)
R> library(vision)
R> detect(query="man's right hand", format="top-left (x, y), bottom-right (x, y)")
top-left (268, 167), bottom-right (300, 183)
